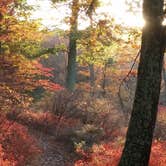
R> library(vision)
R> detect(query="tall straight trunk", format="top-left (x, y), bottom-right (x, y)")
top-left (162, 59), bottom-right (166, 99)
top-left (0, 12), bottom-right (2, 55)
top-left (66, 0), bottom-right (79, 91)
top-left (119, 0), bottom-right (165, 165)
top-left (0, 42), bottom-right (1, 54)
top-left (89, 63), bottom-right (95, 95)
top-left (88, 13), bottom-right (95, 95)
top-left (102, 63), bottom-right (107, 96)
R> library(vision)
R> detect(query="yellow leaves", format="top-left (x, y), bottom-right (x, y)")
top-left (9, 20), bottom-right (42, 43)
top-left (131, 43), bottom-right (140, 49)
top-left (0, 53), bottom-right (39, 111)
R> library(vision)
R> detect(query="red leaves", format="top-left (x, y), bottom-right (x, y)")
top-left (0, 54), bottom-right (62, 111)
top-left (0, 0), bottom-right (14, 16)
top-left (0, 116), bottom-right (41, 166)
top-left (31, 60), bottom-right (63, 91)
top-left (33, 61), bottom-right (54, 77)
top-left (0, 0), bottom-right (61, 111)
top-left (38, 79), bottom-right (63, 91)
top-left (75, 141), bottom-right (166, 166)
top-left (149, 141), bottom-right (166, 166)
top-left (75, 143), bottom-right (122, 166)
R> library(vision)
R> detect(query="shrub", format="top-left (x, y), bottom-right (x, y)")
top-left (0, 115), bottom-right (41, 166)
top-left (48, 90), bottom-right (124, 138)
top-left (75, 141), bottom-right (166, 166)
top-left (75, 142), bottom-right (122, 166)
top-left (149, 141), bottom-right (166, 166)
top-left (72, 124), bottom-right (104, 150)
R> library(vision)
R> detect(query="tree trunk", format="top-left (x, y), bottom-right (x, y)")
top-left (89, 63), bottom-right (95, 95)
top-left (0, 11), bottom-right (2, 55)
top-left (102, 62), bottom-right (107, 96)
top-left (162, 59), bottom-right (166, 101)
top-left (66, 0), bottom-right (79, 91)
top-left (119, 0), bottom-right (165, 165)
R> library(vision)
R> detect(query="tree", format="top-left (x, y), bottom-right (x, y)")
top-left (0, 0), bottom-right (60, 112)
top-left (119, 0), bottom-right (165, 165)
top-left (66, 0), bottom-right (79, 91)
top-left (51, 0), bottom-right (79, 91)
top-left (52, 0), bottom-right (100, 91)
top-left (78, 18), bottom-right (118, 95)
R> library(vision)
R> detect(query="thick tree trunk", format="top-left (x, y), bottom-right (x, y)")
top-left (66, 0), bottom-right (79, 91)
top-left (119, 0), bottom-right (165, 165)
top-left (162, 59), bottom-right (166, 100)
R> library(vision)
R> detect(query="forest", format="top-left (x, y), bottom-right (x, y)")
top-left (0, 0), bottom-right (166, 165)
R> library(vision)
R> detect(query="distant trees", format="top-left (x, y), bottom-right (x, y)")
top-left (119, 0), bottom-right (165, 165)
top-left (78, 18), bottom-right (119, 95)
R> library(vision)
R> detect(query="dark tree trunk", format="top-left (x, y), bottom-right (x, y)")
top-left (162, 59), bottom-right (166, 100)
top-left (119, 0), bottom-right (165, 165)
top-left (66, 0), bottom-right (79, 91)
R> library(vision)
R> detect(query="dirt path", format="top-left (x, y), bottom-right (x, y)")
top-left (27, 129), bottom-right (76, 166)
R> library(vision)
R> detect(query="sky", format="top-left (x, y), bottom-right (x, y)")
top-left (27, 0), bottom-right (144, 30)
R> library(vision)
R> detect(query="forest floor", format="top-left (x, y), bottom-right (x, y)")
top-left (26, 129), bottom-right (76, 166)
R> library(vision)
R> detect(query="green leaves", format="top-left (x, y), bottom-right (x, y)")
top-left (77, 17), bottom-right (119, 66)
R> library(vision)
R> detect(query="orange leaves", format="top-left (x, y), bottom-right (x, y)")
top-left (75, 141), bottom-right (166, 166)
top-left (33, 60), bottom-right (54, 77)
top-left (33, 60), bottom-right (63, 91)
top-left (0, 54), bottom-right (34, 110)
top-left (38, 80), bottom-right (63, 91)
top-left (0, 115), bottom-right (41, 166)
top-left (149, 141), bottom-right (166, 166)
top-left (0, 0), bottom-right (14, 16)
top-left (0, 144), bottom-right (15, 166)
top-left (75, 143), bottom-right (122, 166)
top-left (0, 53), bottom-right (61, 111)
top-left (0, 0), bottom-right (42, 56)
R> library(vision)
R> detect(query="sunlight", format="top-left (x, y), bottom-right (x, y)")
top-left (27, 0), bottom-right (144, 29)
top-left (27, 0), bottom-right (70, 30)
top-left (2, 1), bottom-right (166, 165)
top-left (100, 0), bottom-right (144, 27)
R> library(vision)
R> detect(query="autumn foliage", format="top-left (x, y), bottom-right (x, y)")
top-left (10, 110), bottom-right (80, 135)
top-left (0, 53), bottom-right (62, 112)
top-left (0, 115), bottom-right (41, 166)
top-left (0, 0), bottom-right (62, 112)
top-left (75, 143), bottom-right (122, 166)
top-left (74, 141), bottom-right (166, 166)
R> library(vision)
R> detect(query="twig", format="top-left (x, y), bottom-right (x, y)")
top-left (118, 49), bottom-right (141, 113)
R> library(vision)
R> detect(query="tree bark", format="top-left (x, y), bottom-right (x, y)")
top-left (66, 0), bottom-right (79, 91)
top-left (119, 0), bottom-right (165, 165)
top-left (102, 62), bottom-right (107, 96)
top-left (162, 59), bottom-right (166, 101)
top-left (89, 63), bottom-right (95, 95)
